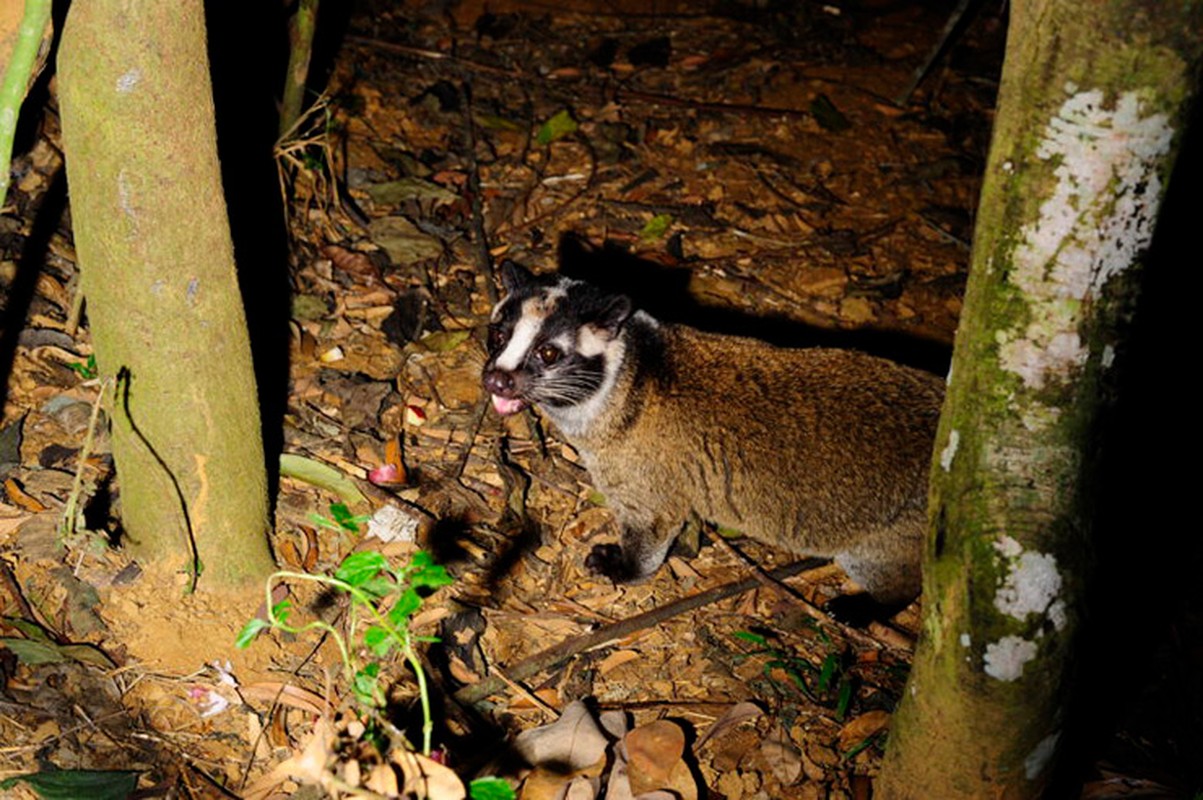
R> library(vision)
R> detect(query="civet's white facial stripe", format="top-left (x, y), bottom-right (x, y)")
top-left (493, 293), bottom-right (559, 371)
top-left (493, 314), bottom-right (541, 370)
top-left (542, 327), bottom-right (627, 438)
top-left (576, 325), bottom-right (609, 358)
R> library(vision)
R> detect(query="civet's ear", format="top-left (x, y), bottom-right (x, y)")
top-left (591, 293), bottom-right (633, 337)
top-left (499, 260), bottom-right (534, 294)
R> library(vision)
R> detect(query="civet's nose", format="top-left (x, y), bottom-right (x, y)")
top-left (482, 368), bottom-right (517, 397)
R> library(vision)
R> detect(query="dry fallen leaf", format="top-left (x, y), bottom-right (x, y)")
top-left (837, 709), bottom-right (891, 752)
top-left (694, 700), bottom-right (763, 751)
top-left (521, 765), bottom-right (604, 800)
top-left (4, 478), bottom-right (46, 512)
top-left (625, 720), bottom-right (685, 787)
top-left (366, 762), bottom-right (400, 795)
top-left (760, 724), bottom-right (803, 785)
top-left (240, 682), bottom-right (334, 717)
top-left (514, 700), bottom-right (611, 770)
top-left (598, 649), bottom-right (641, 675)
top-left (393, 748), bottom-right (467, 800)
top-left (241, 718), bottom-right (335, 800)
top-left (624, 721), bottom-right (698, 799)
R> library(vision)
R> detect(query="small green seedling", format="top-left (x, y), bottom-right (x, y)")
top-left (842, 731), bottom-right (886, 762)
top-left (308, 501), bottom-right (371, 534)
top-left (535, 109), bottom-right (578, 145)
top-left (469, 776), bottom-right (516, 800)
top-left (734, 629), bottom-right (856, 720)
top-left (67, 354), bottom-right (98, 380)
top-left (237, 550), bottom-right (454, 754)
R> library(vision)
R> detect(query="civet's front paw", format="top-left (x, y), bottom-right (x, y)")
top-left (585, 543), bottom-right (631, 581)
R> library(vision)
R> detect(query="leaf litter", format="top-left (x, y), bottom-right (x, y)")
top-left (3, 1), bottom-right (1173, 799)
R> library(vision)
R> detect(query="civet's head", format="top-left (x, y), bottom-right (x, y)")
top-left (482, 262), bottom-right (633, 425)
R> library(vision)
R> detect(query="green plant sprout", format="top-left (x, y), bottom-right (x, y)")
top-left (67, 354), bottom-right (98, 380)
top-left (734, 629), bottom-right (856, 720)
top-left (237, 549), bottom-right (454, 755)
top-left (308, 501), bottom-right (371, 533)
top-left (468, 776), bottom-right (515, 800)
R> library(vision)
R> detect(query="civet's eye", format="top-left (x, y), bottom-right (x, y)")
top-left (537, 345), bottom-right (561, 365)
top-left (487, 326), bottom-right (506, 351)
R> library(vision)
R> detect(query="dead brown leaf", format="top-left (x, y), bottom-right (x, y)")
top-left (240, 681), bottom-right (334, 716)
top-left (5, 479), bottom-right (46, 512)
top-left (837, 709), bottom-right (891, 753)
top-left (760, 724), bottom-right (803, 785)
top-left (393, 749), bottom-right (467, 800)
top-left (694, 700), bottom-right (763, 751)
top-left (515, 700), bottom-right (611, 770)
top-left (625, 720), bottom-right (685, 789)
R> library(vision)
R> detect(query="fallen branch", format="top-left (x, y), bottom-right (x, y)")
top-left (453, 558), bottom-right (827, 706)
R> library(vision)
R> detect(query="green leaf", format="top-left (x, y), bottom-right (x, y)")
top-left (535, 109), bottom-right (578, 145)
top-left (5, 617), bottom-right (52, 641)
top-left (279, 453), bottom-right (367, 506)
top-left (410, 563), bottom-right (454, 591)
top-left (270, 599), bottom-right (293, 623)
top-left (353, 663), bottom-right (383, 708)
top-left (639, 213), bottom-right (672, 241)
top-left (0, 627), bottom-right (116, 668)
top-left (364, 625), bottom-right (393, 657)
top-left (399, 552), bottom-right (454, 590)
top-left (335, 551), bottom-right (388, 586)
top-left (835, 679), bottom-right (853, 720)
top-left (330, 503), bottom-right (355, 526)
top-left (818, 652), bottom-right (839, 693)
top-left (401, 550), bottom-right (434, 576)
top-left (67, 354), bottom-right (98, 379)
top-left (55, 644), bottom-right (116, 669)
top-left (419, 330), bottom-right (472, 352)
top-left (308, 513), bottom-right (343, 531)
top-left (388, 588), bottom-right (422, 625)
top-left (469, 776), bottom-right (517, 800)
top-left (0, 769), bottom-right (140, 800)
top-left (328, 503), bottom-right (371, 533)
top-left (235, 618), bottom-right (270, 649)
top-left (1, 637), bottom-right (66, 665)
top-left (733, 631), bottom-right (768, 646)
top-left (355, 577), bottom-right (398, 602)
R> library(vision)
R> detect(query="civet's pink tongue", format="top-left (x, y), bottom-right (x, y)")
top-left (492, 394), bottom-right (526, 416)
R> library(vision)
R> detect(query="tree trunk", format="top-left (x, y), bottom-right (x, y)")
top-left (877, 1), bottom-right (1202, 796)
top-left (58, 0), bottom-right (275, 587)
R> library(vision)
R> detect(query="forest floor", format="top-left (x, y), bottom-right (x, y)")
top-left (0, 1), bottom-right (1195, 799)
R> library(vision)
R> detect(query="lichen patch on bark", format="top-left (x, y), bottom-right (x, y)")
top-left (116, 67), bottom-right (140, 93)
top-left (993, 536), bottom-right (1066, 630)
top-left (983, 635), bottom-right (1038, 681)
top-left (998, 87), bottom-right (1173, 390)
top-left (939, 429), bottom-right (960, 471)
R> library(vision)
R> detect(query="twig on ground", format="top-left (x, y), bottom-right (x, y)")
top-left (453, 558), bottom-right (827, 706)
top-left (709, 535), bottom-right (912, 653)
top-left (459, 79), bottom-right (498, 306)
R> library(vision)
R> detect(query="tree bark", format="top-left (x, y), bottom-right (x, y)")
top-left (58, 0), bottom-right (275, 587)
top-left (877, 1), bottom-right (1202, 796)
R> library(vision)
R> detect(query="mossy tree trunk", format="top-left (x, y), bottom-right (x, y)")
top-left (58, 0), bottom-right (275, 587)
top-left (877, 1), bottom-right (1202, 796)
